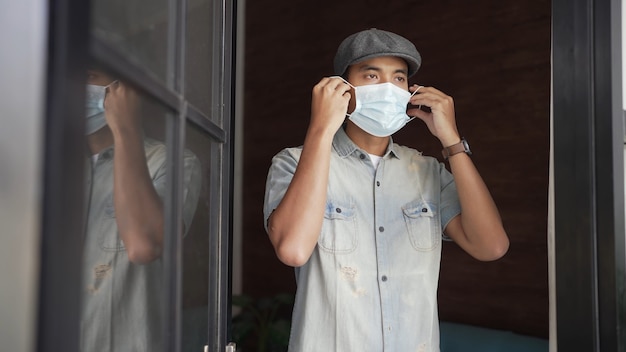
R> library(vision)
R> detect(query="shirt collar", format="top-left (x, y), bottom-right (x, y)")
top-left (332, 126), bottom-right (401, 159)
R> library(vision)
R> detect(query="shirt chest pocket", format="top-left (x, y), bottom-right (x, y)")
top-left (402, 200), bottom-right (440, 251)
top-left (318, 200), bottom-right (358, 254)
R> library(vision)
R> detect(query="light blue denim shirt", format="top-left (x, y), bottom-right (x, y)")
top-left (81, 138), bottom-right (202, 352)
top-left (264, 127), bottom-right (461, 352)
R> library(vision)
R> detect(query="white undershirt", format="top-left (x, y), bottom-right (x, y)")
top-left (368, 154), bottom-right (382, 169)
top-left (91, 153), bottom-right (100, 167)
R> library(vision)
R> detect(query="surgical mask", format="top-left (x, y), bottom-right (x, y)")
top-left (85, 81), bottom-right (116, 135)
top-left (336, 77), bottom-right (418, 137)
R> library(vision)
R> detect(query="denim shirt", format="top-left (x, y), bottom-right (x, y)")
top-left (81, 138), bottom-right (202, 352)
top-left (264, 127), bottom-right (461, 352)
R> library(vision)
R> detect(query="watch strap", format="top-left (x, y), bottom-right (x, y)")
top-left (442, 138), bottom-right (471, 160)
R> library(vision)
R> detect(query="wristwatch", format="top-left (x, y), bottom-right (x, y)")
top-left (442, 138), bottom-right (472, 160)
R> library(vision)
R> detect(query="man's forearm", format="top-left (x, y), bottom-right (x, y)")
top-left (447, 152), bottom-right (509, 260)
top-left (268, 129), bottom-right (334, 267)
top-left (112, 130), bottom-right (164, 264)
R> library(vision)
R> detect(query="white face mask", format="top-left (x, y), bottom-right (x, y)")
top-left (85, 81), bottom-right (117, 135)
top-left (335, 77), bottom-right (418, 137)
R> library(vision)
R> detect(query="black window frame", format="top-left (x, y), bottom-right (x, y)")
top-left (552, 0), bottom-right (626, 350)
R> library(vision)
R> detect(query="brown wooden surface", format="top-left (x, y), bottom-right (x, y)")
top-left (241, 1), bottom-right (551, 338)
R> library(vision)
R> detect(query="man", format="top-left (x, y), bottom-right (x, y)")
top-left (263, 29), bottom-right (509, 351)
top-left (81, 69), bottom-right (202, 351)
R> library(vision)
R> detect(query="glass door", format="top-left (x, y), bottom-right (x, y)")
top-left (36, 0), bottom-right (236, 350)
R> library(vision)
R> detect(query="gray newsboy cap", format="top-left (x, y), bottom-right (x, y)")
top-left (333, 28), bottom-right (422, 77)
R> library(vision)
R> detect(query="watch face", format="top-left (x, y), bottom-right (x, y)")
top-left (462, 139), bottom-right (472, 155)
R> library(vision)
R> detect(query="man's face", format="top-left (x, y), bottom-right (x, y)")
top-left (345, 56), bottom-right (409, 113)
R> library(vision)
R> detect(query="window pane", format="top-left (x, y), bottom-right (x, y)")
top-left (182, 122), bottom-right (211, 350)
top-left (81, 66), bottom-right (171, 352)
top-left (186, 0), bottom-right (216, 122)
top-left (91, 0), bottom-right (170, 82)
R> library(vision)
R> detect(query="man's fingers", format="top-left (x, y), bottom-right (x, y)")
top-left (410, 91), bottom-right (453, 111)
top-left (410, 85), bottom-right (447, 97)
top-left (410, 86), bottom-right (452, 106)
top-left (315, 77), bottom-right (351, 97)
top-left (327, 77), bottom-right (351, 94)
top-left (410, 95), bottom-right (443, 110)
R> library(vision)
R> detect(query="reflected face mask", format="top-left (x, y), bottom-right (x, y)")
top-left (85, 81), bottom-right (116, 135)
top-left (336, 77), bottom-right (418, 137)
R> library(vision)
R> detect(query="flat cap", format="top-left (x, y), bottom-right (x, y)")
top-left (333, 28), bottom-right (422, 77)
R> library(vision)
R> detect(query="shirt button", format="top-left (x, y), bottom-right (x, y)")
top-left (422, 208), bottom-right (428, 213)
top-left (376, 181), bottom-right (380, 186)
top-left (379, 226), bottom-right (384, 232)
top-left (336, 208), bottom-right (342, 213)
top-left (381, 275), bottom-right (388, 282)
top-left (359, 154), bottom-right (366, 160)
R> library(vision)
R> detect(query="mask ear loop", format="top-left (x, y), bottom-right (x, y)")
top-left (105, 80), bottom-right (119, 91)
top-left (329, 76), bottom-right (355, 89)
top-left (407, 85), bottom-right (424, 120)
top-left (102, 80), bottom-right (119, 107)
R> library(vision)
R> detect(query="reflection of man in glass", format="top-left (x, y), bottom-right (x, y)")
top-left (81, 69), bottom-right (201, 351)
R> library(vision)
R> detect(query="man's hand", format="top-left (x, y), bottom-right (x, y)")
top-left (407, 85), bottom-right (460, 147)
top-left (408, 85), bottom-right (509, 261)
top-left (103, 81), bottom-right (141, 137)
top-left (309, 77), bottom-right (351, 137)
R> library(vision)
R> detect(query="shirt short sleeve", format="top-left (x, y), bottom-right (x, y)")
top-left (181, 149), bottom-right (202, 235)
top-left (263, 147), bottom-right (302, 234)
top-left (438, 162), bottom-right (462, 239)
top-left (144, 139), bottom-right (201, 236)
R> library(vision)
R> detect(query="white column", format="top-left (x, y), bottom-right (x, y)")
top-left (0, 1), bottom-right (48, 351)
top-left (548, 63), bottom-right (557, 352)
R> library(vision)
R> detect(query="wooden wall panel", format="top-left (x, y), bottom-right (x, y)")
top-left (241, 1), bottom-right (551, 338)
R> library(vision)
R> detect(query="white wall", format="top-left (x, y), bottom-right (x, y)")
top-left (0, 1), bottom-right (47, 351)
